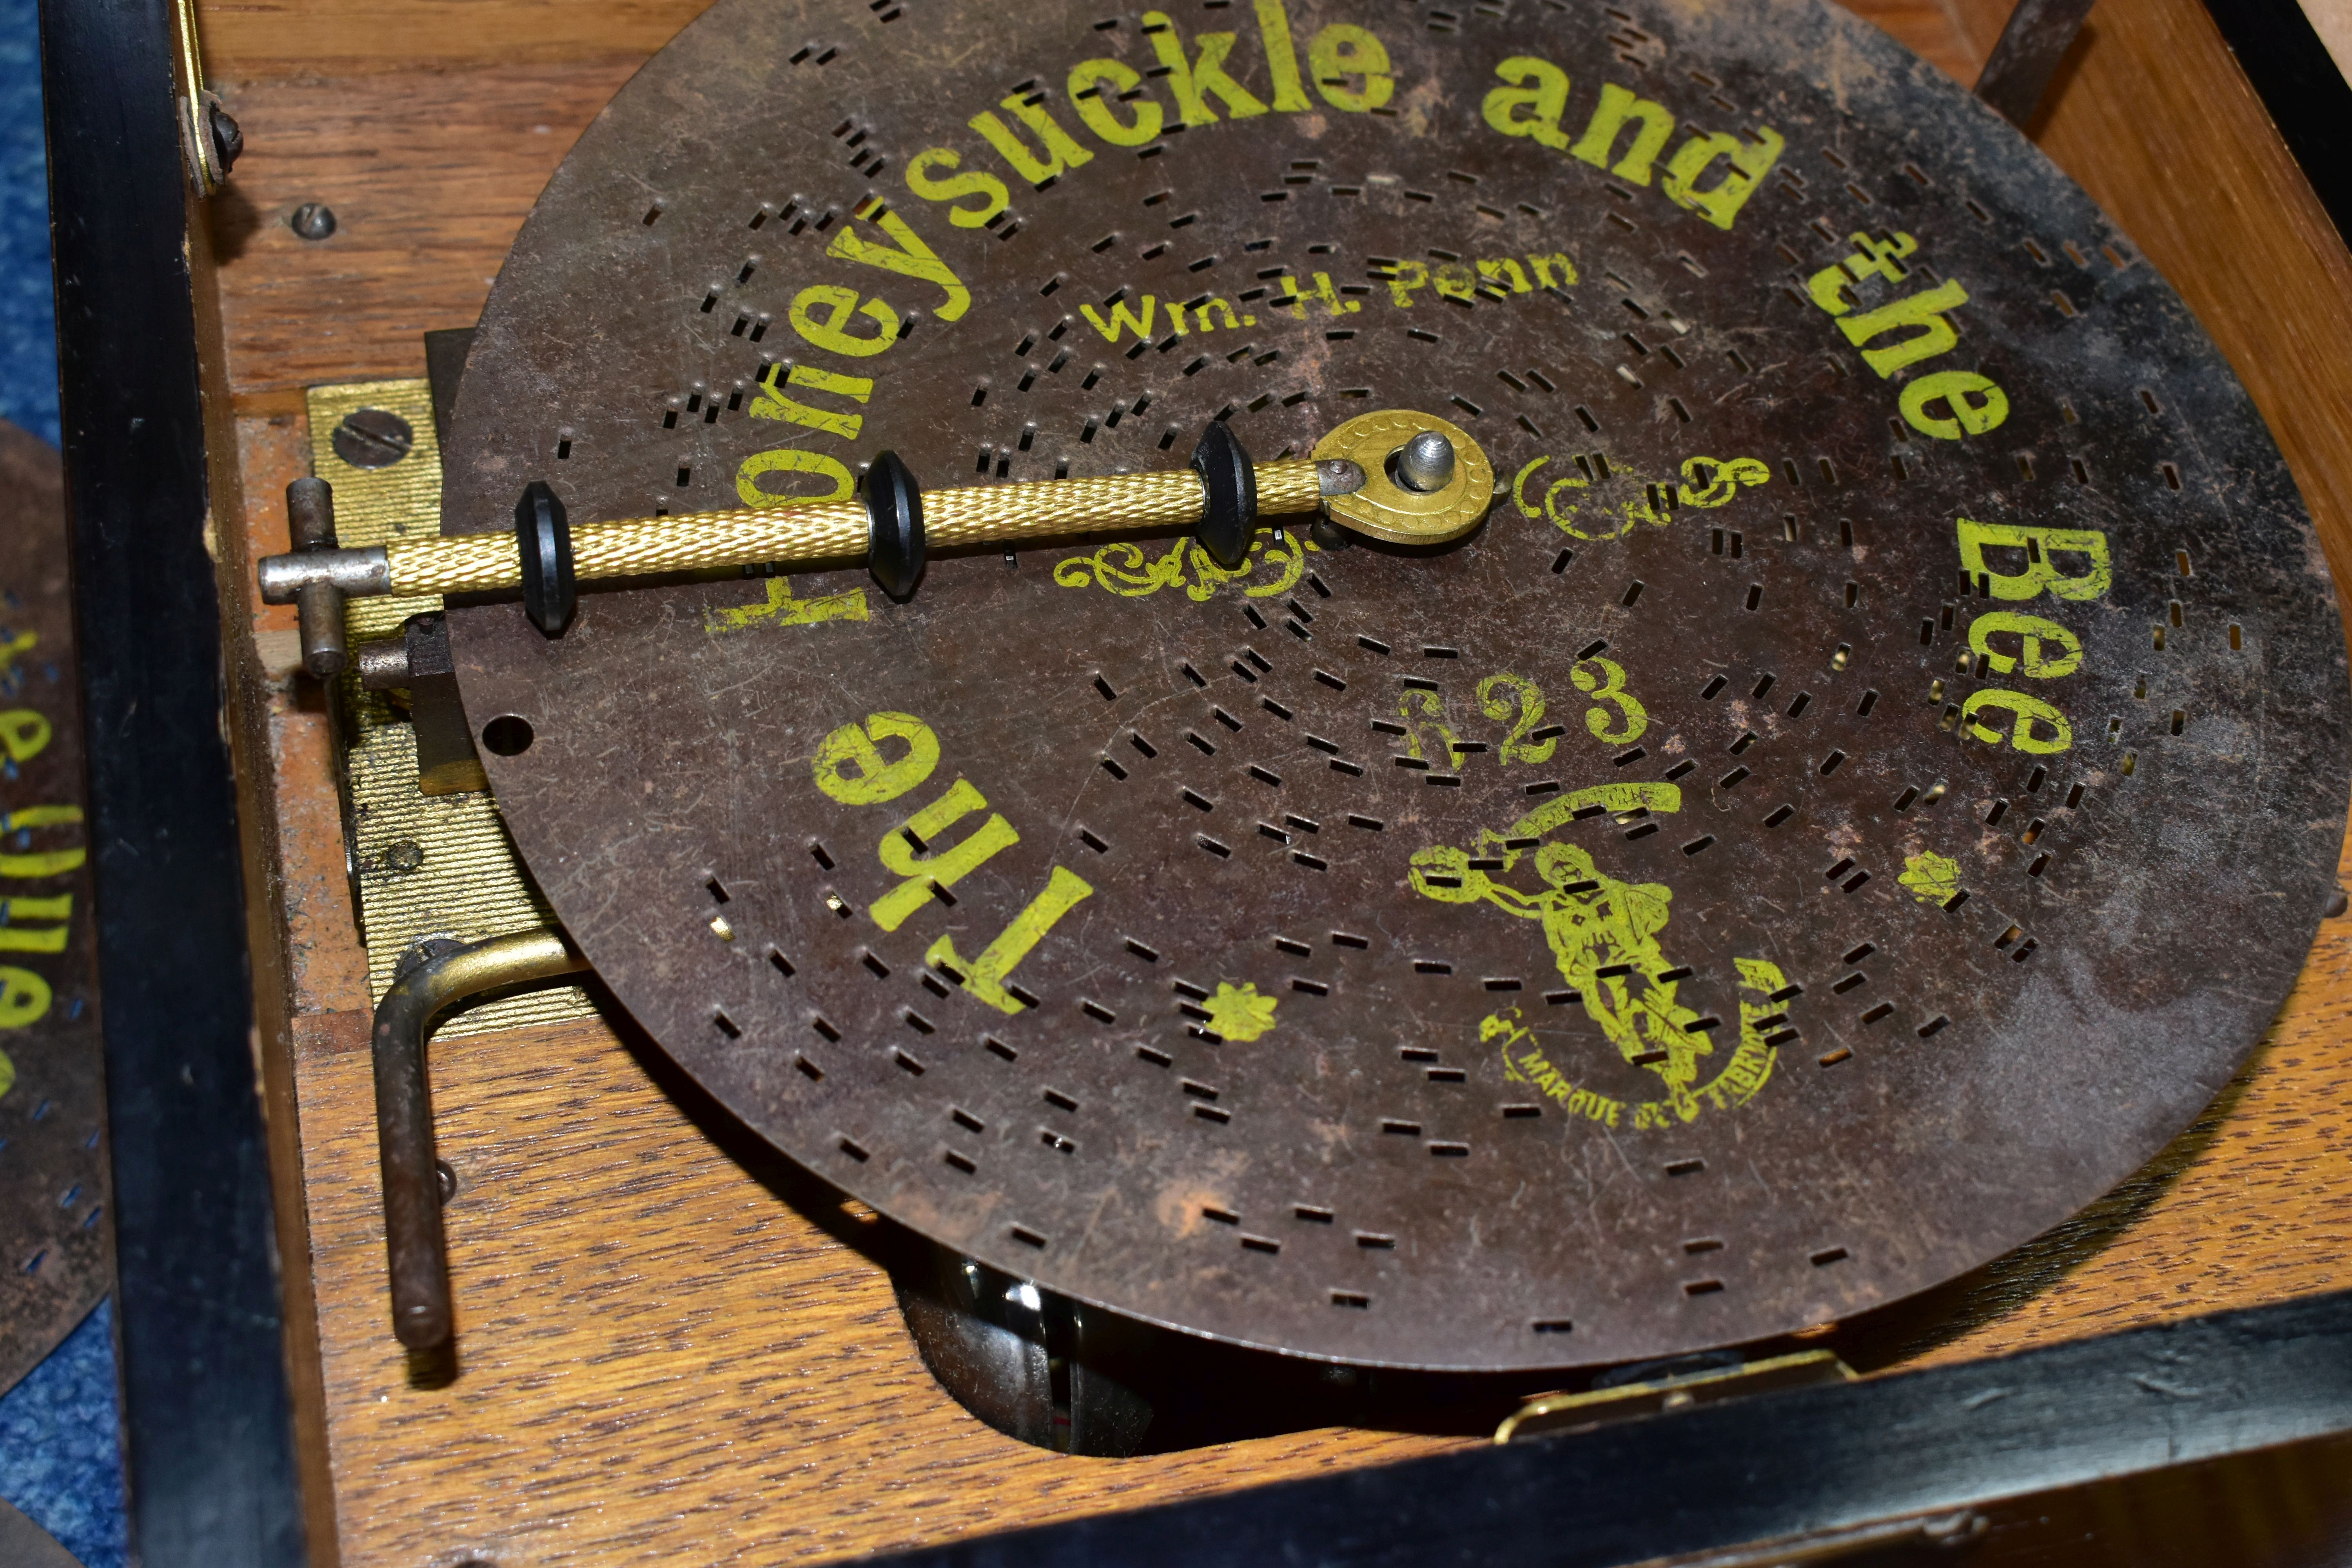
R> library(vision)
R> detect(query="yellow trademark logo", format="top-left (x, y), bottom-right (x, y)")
top-left (1414, 786), bottom-right (1797, 1128)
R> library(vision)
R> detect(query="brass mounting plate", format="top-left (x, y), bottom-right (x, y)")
top-left (306, 379), bottom-right (593, 1039)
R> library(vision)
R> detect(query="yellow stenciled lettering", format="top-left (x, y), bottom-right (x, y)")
top-left (1483, 55), bottom-right (1570, 149)
top-left (1397, 686), bottom-right (1459, 765)
top-left (904, 148), bottom-right (1008, 230)
top-left (789, 284), bottom-right (900, 357)
top-left (3, 894), bottom-right (69, 921)
top-left (1900, 370), bottom-right (2009, 439)
top-left (1081, 296), bottom-right (1158, 343)
top-left (0, 809), bottom-right (82, 882)
top-left (1478, 673), bottom-right (1556, 764)
top-left (1254, 0), bottom-right (1312, 111)
top-left (749, 363), bottom-right (871, 439)
top-left (736, 448), bottom-right (855, 508)
top-left (0, 848), bottom-right (80, 879)
top-left (1808, 233), bottom-right (2005, 438)
top-left (1069, 58), bottom-right (1165, 147)
top-left (706, 577), bottom-right (867, 634)
top-left (1955, 520), bottom-right (2113, 602)
top-left (1525, 251), bottom-right (1577, 290)
top-left (1571, 657), bottom-right (1647, 744)
top-left (1191, 298), bottom-right (1248, 331)
top-left (1274, 272), bottom-right (1357, 319)
top-left (928, 866), bottom-right (1096, 1014)
top-left (871, 780), bottom-right (1022, 932)
top-left (0, 710), bottom-right (51, 763)
top-left (1142, 11), bottom-right (1267, 125)
top-left (1570, 82), bottom-right (1675, 184)
top-left (1382, 258), bottom-right (1429, 307)
top-left (812, 712), bottom-right (940, 805)
top-left (825, 204), bottom-right (970, 322)
top-left (1807, 231), bottom-right (1918, 315)
top-left (1967, 611), bottom-right (2084, 679)
top-left (1661, 125), bottom-right (1783, 230)
top-left (0, 966), bottom-right (48, 1029)
top-left (0, 927), bottom-right (68, 954)
top-left (1962, 690), bottom-right (2073, 753)
top-left (0, 893), bottom-right (70, 956)
top-left (1308, 24), bottom-right (1392, 112)
top-left (1477, 258), bottom-right (1532, 294)
top-left (1510, 454), bottom-right (1586, 529)
top-left (971, 92), bottom-right (1095, 186)
top-left (1836, 279), bottom-right (1971, 378)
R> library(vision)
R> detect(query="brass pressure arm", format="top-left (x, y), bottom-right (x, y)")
top-left (265, 460), bottom-right (1332, 603)
top-left (258, 409), bottom-right (1493, 656)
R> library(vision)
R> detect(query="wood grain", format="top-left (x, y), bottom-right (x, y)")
top-left (199, 0), bottom-right (707, 80)
top-left (193, 0), bottom-right (2352, 1559)
top-left (207, 66), bottom-right (636, 400)
top-left (291, 1009), bottom-right (1467, 1567)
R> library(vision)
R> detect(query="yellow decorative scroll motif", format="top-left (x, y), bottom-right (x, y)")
top-left (1509, 452), bottom-right (1768, 541)
top-left (1410, 785), bottom-right (1787, 1127)
top-left (1053, 529), bottom-right (1315, 601)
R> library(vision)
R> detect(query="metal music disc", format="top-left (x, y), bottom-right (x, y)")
top-left (441, 0), bottom-right (2348, 1370)
top-left (0, 422), bottom-right (109, 1393)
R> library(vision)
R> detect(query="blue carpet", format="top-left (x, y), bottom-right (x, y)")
top-left (0, 1302), bottom-right (125, 1568)
top-left (0, 0), bottom-right (126, 1564)
top-left (0, 0), bottom-right (56, 446)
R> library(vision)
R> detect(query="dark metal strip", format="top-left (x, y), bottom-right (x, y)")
top-left (36, 0), bottom-right (307, 1559)
top-left (860, 1288), bottom-right (2352, 1568)
top-left (1974, 0), bottom-right (2100, 127)
top-left (2201, 0), bottom-right (2352, 247)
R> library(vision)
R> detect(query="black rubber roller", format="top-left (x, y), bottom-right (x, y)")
top-left (864, 450), bottom-right (926, 601)
top-left (1190, 419), bottom-right (1257, 570)
top-left (514, 479), bottom-right (576, 637)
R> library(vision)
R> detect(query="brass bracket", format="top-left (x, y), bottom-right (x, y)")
top-left (1495, 1348), bottom-right (1857, 1443)
top-left (305, 379), bottom-right (596, 1037)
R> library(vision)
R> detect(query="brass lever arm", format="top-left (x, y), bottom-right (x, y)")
top-left (264, 459), bottom-right (1336, 603)
top-left (257, 408), bottom-right (1493, 655)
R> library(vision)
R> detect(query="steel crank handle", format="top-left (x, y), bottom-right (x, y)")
top-left (372, 930), bottom-right (589, 1353)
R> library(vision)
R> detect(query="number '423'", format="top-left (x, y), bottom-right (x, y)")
top-left (1392, 662), bottom-right (1649, 767)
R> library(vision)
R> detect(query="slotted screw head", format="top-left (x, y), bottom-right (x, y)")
top-left (290, 201), bottom-right (338, 241)
top-left (332, 407), bottom-right (412, 469)
top-left (207, 101), bottom-right (244, 176)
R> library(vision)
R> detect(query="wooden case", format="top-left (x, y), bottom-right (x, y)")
top-left (188, 0), bottom-right (2352, 1560)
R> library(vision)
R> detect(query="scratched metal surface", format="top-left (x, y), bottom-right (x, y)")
top-left (0, 421), bottom-right (108, 1395)
top-left (438, 0), bottom-right (2349, 1370)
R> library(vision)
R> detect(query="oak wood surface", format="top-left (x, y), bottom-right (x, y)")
top-left (195, 0), bottom-right (2352, 1560)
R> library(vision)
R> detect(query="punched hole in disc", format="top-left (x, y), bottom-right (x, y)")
top-left (481, 715), bottom-right (535, 755)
